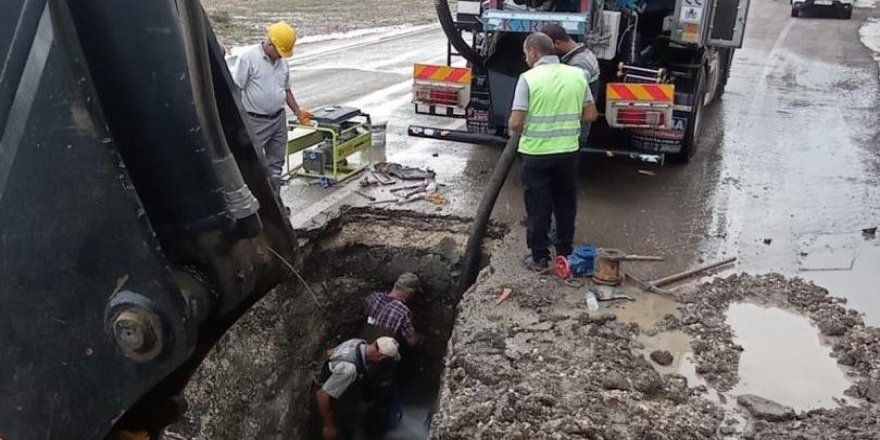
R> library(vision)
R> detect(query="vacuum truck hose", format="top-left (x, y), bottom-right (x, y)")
top-left (435, 0), bottom-right (483, 67)
top-left (456, 134), bottom-right (520, 299)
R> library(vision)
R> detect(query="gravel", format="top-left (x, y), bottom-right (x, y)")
top-left (431, 272), bottom-right (880, 439)
top-left (650, 350), bottom-right (674, 366)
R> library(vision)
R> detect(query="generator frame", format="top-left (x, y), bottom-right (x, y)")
top-left (285, 113), bottom-right (373, 182)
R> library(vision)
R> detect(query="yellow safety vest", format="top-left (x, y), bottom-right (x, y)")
top-left (518, 63), bottom-right (587, 156)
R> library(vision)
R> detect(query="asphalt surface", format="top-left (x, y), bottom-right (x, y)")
top-left (278, 1), bottom-right (880, 322)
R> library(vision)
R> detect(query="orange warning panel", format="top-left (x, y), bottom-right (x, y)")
top-left (606, 83), bottom-right (675, 102)
top-left (414, 64), bottom-right (472, 84)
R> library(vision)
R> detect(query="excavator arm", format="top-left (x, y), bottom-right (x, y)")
top-left (0, 0), bottom-right (297, 438)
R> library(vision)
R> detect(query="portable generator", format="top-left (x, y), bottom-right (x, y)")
top-left (285, 106), bottom-right (372, 182)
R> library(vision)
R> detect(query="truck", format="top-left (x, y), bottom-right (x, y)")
top-left (791, 0), bottom-right (853, 19)
top-left (409, 0), bottom-right (751, 163)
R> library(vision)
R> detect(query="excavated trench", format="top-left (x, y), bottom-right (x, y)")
top-left (169, 208), bottom-right (506, 440)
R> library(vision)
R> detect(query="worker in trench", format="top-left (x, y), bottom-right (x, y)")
top-left (315, 337), bottom-right (401, 440)
top-left (360, 272), bottom-right (423, 436)
top-left (541, 24), bottom-right (601, 150)
top-left (509, 32), bottom-right (598, 272)
top-left (231, 21), bottom-right (305, 215)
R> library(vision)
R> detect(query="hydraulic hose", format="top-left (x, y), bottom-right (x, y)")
top-left (435, 0), bottom-right (483, 68)
top-left (456, 134), bottom-right (520, 298)
top-left (178, 0), bottom-right (262, 237)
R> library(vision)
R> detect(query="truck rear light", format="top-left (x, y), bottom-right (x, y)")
top-left (415, 86), bottom-right (460, 106)
top-left (605, 82), bottom-right (675, 129)
top-left (616, 109), bottom-right (665, 127)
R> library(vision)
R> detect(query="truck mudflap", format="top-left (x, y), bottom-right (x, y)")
top-left (412, 64), bottom-right (472, 118)
top-left (628, 112), bottom-right (689, 154)
top-left (408, 125), bottom-right (508, 146)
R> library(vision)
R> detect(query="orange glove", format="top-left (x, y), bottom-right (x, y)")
top-left (299, 109), bottom-right (312, 125)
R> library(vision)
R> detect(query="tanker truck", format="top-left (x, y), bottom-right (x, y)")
top-left (408, 0), bottom-right (750, 163)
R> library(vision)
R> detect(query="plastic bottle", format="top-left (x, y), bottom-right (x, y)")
top-left (585, 290), bottom-right (599, 311)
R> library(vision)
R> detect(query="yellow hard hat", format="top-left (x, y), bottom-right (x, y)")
top-left (266, 22), bottom-right (296, 58)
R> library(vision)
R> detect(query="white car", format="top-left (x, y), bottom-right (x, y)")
top-left (791, 0), bottom-right (853, 19)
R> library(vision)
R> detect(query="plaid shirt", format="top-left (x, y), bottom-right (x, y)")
top-left (364, 292), bottom-right (415, 340)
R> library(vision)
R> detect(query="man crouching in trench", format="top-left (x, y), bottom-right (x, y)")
top-left (314, 337), bottom-right (401, 440)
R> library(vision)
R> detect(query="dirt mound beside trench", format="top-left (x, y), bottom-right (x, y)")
top-left (431, 274), bottom-right (721, 439)
top-left (432, 271), bottom-right (880, 440)
top-left (677, 274), bottom-right (880, 439)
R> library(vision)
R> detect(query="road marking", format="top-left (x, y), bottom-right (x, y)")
top-left (290, 24), bottom-right (440, 66)
top-left (708, 17), bottom-right (794, 264)
top-left (749, 19), bottom-right (794, 111)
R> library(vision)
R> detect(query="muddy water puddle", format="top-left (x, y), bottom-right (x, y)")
top-left (614, 291), bottom-right (855, 413)
top-left (609, 291), bottom-right (707, 388)
top-left (611, 289), bottom-right (679, 329)
top-left (384, 404), bottom-right (430, 440)
top-left (727, 302), bottom-right (853, 411)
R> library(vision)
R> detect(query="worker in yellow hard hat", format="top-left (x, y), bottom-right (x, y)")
top-left (232, 21), bottom-right (306, 215)
top-left (266, 21), bottom-right (296, 58)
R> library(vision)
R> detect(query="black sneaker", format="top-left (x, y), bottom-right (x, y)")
top-left (523, 256), bottom-right (550, 273)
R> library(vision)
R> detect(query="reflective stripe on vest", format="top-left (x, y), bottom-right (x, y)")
top-left (518, 63), bottom-right (587, 156)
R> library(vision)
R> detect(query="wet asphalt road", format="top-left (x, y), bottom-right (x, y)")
top-left (279, 0), bottom-right (880, 321)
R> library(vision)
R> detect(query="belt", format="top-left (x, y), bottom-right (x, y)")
top-left (247, 109), bottom-right (284, 120)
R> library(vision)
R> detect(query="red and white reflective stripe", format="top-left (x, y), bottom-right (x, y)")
top-left (414, 64), bottom-right (472, 84)
top-left (606, 83), bottom-right (675, 102)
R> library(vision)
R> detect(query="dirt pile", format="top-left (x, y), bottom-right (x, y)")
top-left (432, 268), bottom-right (880, 440)
top-left (676, 274), bottom-right (880, 439)
top-left (431, 274), bottom-right (722, 439)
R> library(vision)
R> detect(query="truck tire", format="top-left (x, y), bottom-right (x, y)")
top-left (715, 49), bottom-right (734, 100)
top-left (842, 9), bottom-right (852, 19)
top-left (791, 7), bottom-right (799, 17)
top-left (670, 68), bottom-right (706, 164)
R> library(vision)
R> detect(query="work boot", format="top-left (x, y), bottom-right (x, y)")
top-left (523, 255), bottom-right (550, 273)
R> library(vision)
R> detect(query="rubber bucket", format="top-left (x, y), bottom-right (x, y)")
top-left (371, 121), bottom-right (387, 148)
top-left (568, 246), bottom-right (597, 277)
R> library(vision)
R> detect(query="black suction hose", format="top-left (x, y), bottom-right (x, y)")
top-left (456, 134), bottom-right (520, 298)
top-left (435, 0), bottom-right (483, 68)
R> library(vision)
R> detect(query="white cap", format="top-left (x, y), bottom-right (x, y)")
top-left (376, 336), bottom-right (401, 361)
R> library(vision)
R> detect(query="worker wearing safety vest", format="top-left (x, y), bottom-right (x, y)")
top-left (509, 32), bottom-right (598, 272)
